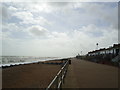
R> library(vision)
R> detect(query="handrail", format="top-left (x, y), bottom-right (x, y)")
top-left (46, 59), bottom-right (70, 90)
top-left (47, 76), bottom-right (58, 89)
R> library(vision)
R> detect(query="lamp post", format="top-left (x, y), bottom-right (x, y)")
top-left (81, 51), bottom-right (82, 56)
top-left (96, 43), bottom-right (98, 50)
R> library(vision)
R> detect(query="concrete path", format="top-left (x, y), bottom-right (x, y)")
top-left (2, 63), bottom-right (61, 88)
top-left (62, 58), bottom-right (118, 88)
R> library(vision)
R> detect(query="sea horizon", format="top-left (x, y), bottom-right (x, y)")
top-left (0, 56), bottom-right (74, 67)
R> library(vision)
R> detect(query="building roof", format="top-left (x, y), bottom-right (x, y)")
top-left (88, 43), bottom-right (120, 54)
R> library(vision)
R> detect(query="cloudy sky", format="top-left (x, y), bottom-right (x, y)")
top-left (0, 1), bottom-right (119, 57)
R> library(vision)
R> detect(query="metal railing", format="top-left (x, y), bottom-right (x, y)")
top-left (46, 59), bottom-right (70, 90)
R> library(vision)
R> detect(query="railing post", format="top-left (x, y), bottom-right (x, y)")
top-left (62, 68), bottom-right (64, 84)
top-left (46, 59), bottom-right (70, 90)
top-left (56, 76), bottom-right (59, 88)
top-left (63, 67), bottom-right (65, 84)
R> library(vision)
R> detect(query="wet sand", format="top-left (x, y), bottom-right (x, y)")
top-left (2, 62), bottom-right (61, 88)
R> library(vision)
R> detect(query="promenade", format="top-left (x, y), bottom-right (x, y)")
top-left (62, 58), bottom-right (118, 88)
top-left (2, 58), bottom-right (119, 88)
top-left (2, 63), bottom-right (61, 88)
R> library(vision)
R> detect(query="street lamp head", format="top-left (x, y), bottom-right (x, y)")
top-left (96, 43), bottom-right (98, 46)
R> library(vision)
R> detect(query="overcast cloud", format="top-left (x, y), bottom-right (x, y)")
top-left (1, 1), bottom-right (119, 57)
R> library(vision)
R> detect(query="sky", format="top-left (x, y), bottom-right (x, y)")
top-left (0, 1), bottom-right (119, 57)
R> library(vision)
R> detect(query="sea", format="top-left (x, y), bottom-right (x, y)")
top-left (0, 56), bottom-right (64, 68)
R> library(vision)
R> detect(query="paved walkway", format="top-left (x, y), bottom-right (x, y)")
top-left (2, 63), bottom-right (60, 88)
top-left (62, 58), bottom-right (118, 88)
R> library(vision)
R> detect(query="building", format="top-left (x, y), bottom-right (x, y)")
top-left (86, 43), bottom-right (120, 66)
